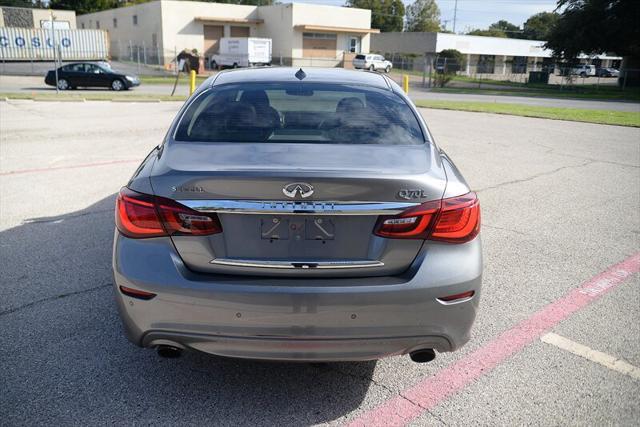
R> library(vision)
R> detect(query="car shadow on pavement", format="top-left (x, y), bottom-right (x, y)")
top-left (0, 194), bottom-right (375, 425)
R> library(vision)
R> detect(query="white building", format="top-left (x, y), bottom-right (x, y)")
top-left (372, 32), bottom-right (622, 75)
top-left (77, 0), bottom-right (378, 67)
top-left (0, 6), bottom-right (77, 29)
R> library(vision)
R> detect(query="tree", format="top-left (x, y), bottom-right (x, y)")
top-left (405, 0), bottom-right (441, 33)
top-left (545, 0), bottom-right (640, 86)
top-left (48, 0), bottom-right (117, 15)
top-left (521, 12), bottom-right (559, 41)
top-left (467, 20), bottom-right (521, 38)
top-left (433, 49), bottom-right (465, 87)
top-left (545, 0), bottom-right (639, 59)
top-left (346, 0), bottom-right (404, 33)
top-left (467, 28), bottom-right (507, 38)
top-left (488, 20), bottom-right (521, 37)
top-left (0, 0), bottom-right (47, 6)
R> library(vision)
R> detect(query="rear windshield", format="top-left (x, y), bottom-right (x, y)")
top-left (174, 82), bottom-right (425, 145)
top-left (355, 54), bottom-right (366, 60)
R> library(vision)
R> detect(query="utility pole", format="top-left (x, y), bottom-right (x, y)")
top-left (453, 0), bottom-right (458, 33)
top-left (50, 10), bottom-right (59, 94)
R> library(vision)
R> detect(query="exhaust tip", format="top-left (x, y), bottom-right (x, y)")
top-left (409, 349), bottom-right (436, 363)
top-left (157, 345), bottom-right (182, 359)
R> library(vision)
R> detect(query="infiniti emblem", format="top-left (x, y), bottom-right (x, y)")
top-left (283, 182), bottom-right (314, 198)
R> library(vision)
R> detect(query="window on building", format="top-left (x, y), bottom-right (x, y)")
top-left (302, 33), bottom-right (338, 58)
top-left (133, 15), bottom-right (138, 26)
top-left (476, 55), bottom-right (495, 74)
top-left (96, 20), bottom-right (100, 29)
top-left (113, 18), bottom-right (117, 28)
top-left (511, 56), bottom-right (527, 74)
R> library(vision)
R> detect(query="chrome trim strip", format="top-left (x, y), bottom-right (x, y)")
top-left (180, 200), bottom-right (418, 215)
top-left (209, 258), bottom-right (385, 269)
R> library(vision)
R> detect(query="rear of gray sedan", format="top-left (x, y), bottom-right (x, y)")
top-left (112, 68), bottom-right (482, 363)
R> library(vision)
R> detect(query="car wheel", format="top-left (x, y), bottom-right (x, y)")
top-left (111, 79), bottom-right (125, 91)
top-left (385, 65), bottom-right (391, 73)
top-left (368, 65), bottom-right (375, 71)
top-left (232, 63), bottom-right (238, 69)
top-left (580, 72), bottom-right (586, 78)
top-left (211, 60), bottom-right (218, 70)
top-left (57, 78), bottom-right (69, 90)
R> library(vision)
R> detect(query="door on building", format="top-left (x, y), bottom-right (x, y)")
top-left (348, 36), bottom-right (361, 53)
top-left (302, 32), bottom-right (337, 58)
top-left (204, 25), bottom-right (224, 58)
top-left (230, 26), bottom-right (250, 37)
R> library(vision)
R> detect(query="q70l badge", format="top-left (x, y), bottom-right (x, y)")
top-left (398, 189), bottom-right (427, 200)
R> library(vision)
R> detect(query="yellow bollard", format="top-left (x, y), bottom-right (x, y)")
top-left (402, 74), bottom-right (409, 94)
top-left (189, 70), bottom-right (196, 95)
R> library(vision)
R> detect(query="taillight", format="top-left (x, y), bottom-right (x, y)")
top-left (374, 192), bottom-right (480, 243)
top-left (115, 187), bottom-right (222, 239)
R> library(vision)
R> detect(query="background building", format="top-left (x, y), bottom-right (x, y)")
top-left (372, 32), bottom-right (621, 77)
top-left (77, 0), bottom-right (378, 67)
top-left (0, 6), bottom-right (76, 29)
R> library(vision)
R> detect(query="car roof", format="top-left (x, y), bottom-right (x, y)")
top-left (209, 67), bottom-right (391, 90)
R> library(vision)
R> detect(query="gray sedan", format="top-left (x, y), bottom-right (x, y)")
top-left (113, 67), bottom-right (482, 363)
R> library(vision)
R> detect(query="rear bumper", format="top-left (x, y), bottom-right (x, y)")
top-left (113, 233), bottom-right (483, 361)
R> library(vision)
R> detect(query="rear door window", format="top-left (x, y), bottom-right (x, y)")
top-left (174, 83), bottom-right (425, 145)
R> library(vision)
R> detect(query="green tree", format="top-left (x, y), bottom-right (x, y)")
top-left (467, 20), bottom-right (521, 38)
top-left (405, 0), bottom-right (441, 32)
top-left (48, 0), bottom-right (117, 14)
top-left (521, 12), bottom-right (559, 41)
top-left (0, 0), bottom-right (46, 6)
top-left (545, 0), bottom-right (639, 59)
top-left (467, 28), bottom-right (507, 38)
top-left (346, 0), bottom-right (405, 33)
top-left (489, 20), bottom-right (521, 37)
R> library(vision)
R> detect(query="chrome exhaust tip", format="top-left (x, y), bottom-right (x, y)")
top-left (157, 345), bottom-right (182, 358)
top-left (409, 349), bottom-right (436, 363)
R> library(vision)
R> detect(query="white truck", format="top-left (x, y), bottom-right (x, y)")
top-left (210, 37), bottom-right (272, 69)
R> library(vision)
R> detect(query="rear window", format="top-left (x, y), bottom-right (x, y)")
top-left (174, 83), bottom-right (425, 145)
top-left (355, 54), bottom-right (366, 60)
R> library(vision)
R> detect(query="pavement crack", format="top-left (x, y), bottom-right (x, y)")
top-left (483, 224), bottom-right (528, 236)
top-left (322, 364), bottom-right (447, 423)
top-left (0, 283), bottom-right (112, 317)
top-left (477, 161), bottom-right (593, 192)
top-left (532, 142), bottom-right (639, 169)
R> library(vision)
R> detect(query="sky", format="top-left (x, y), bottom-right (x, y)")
top-left (289, 0), bottom-right (559, 32)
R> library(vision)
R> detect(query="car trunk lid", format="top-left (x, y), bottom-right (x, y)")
top-left (150, 142), bottom-right (446, 277)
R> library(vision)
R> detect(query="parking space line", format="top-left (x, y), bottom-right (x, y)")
top-left (346, 252), bottom-right (640, 427)
top-left (0, 159), bottom-right (140, 176)
top-left (541, 332), bottom-right (640, 380)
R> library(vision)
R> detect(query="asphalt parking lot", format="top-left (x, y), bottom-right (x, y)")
top-left (1, 100), bottom-right (638, 425)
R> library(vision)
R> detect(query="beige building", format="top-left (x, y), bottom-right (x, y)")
top-left (77, 0), bottom-right (377, 67)
top-left (0, 6), bottom-right (76, 29)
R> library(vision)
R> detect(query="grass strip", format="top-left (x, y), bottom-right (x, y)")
top-left (415, 99), bottom-right (640, 127)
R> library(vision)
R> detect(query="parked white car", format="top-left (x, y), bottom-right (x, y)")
top-left (571, 64), bottom-right (596, 77)
top-left (353, 54), bottom-right (392, 73)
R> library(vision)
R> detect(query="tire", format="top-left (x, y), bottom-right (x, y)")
top-left (211, 60), bottom-right (218, 70)
top-left (385, 65), bottom-right (391, 73)
top-left (368, 64), bottom-right (375, 71)
top-left (111, 79), bottom-right (125, 91)
top-left (57, 78), bottom-right (69, 90)
top-left (580, 72), bottom-right (586, 78)
top-left (232, 63), bottom-right (238, 69)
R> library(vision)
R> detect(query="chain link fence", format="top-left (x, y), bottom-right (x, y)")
top-left (380, 53), bottom-right (639, 91)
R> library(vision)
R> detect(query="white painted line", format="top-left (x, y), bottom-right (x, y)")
top-left (541, 332), bottom-right (640, 380)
